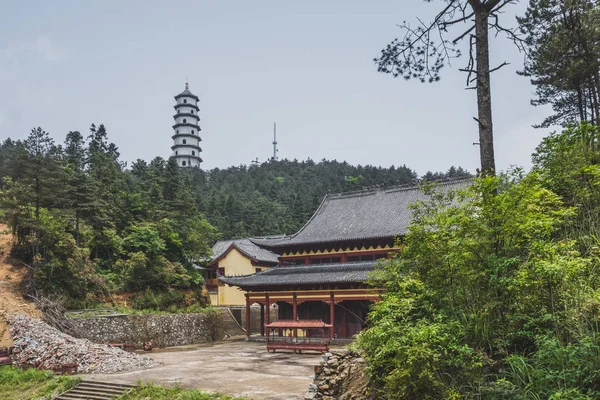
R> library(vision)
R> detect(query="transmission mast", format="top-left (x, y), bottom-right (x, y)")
top-left (271, 122), bottom-right (278, 161)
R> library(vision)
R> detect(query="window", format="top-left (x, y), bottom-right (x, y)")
top-left (175, 151), bottom-right (178, 155)
top-left (183, 119), bottom-right (187, 123)
top-left (348, 255), bottom-right (360, 262)
top-left (360, 255), bottom-right (375, 261)
top-left (177, 110), bottom-right (180, 114)
top-left (191, 130), bottom-right (195, 134)
top-left (218, 267), bottom-right (225, 276)
top-left (176, 130), bottom-right (179, 133)
top-left (184, 99), bottom-right (187, 103)
top-left (183, 139), bottom-right (187, 144)
top-left (182, 161), bottom-right (186, 166)
top-left (191, 110), bottom-right (194, 114)
top-left (192, 151), bottom-right (195, 155)
top-left (255, 268), bottom-right (262, 273)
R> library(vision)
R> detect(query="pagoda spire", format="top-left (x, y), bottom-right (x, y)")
top-left (171, 80), bottom-right (202, 168)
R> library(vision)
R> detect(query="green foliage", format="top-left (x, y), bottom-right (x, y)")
top-left (359, 128), bottom-right (600, 398)
top-left (199, 161), bottom-right (469, 239)
top-left (0, 366), bottom-right (80, 400)
top-left (0, 125), bottom-right (218, 306)
top-left (132, 288), bottom-right (159, 310)
top-left (518, 1), bottom-right (600, 128)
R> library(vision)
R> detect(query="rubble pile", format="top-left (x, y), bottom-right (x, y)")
top-left (9, 314), bottom-right (161, 373)
top-left (306, 350), bottom-right (370, 400)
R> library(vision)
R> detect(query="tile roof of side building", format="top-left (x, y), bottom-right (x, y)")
top-left (251, 178), bottom-right (473, 247)
top-left (210, 238), bottom-right (280, 266)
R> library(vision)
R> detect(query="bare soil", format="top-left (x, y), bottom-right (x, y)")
top-left (0, 224), bottom-right (41, 347)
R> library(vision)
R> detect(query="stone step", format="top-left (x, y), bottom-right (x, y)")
top-left (77, 381), bottom-right (135, 390)
top-left (70, 385), bottom-right (126, 395)
top-left (56, 380), bottom-right (135, 400)
top-left (57, 392), bottom-right (114, 400)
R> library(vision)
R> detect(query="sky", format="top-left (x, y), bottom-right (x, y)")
top-left (0, 0), bottom-right (552, 176)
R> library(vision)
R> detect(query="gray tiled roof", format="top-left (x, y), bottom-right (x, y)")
top-left (211, 238), bottom-right (279, 264)
top-left (253, 178), bottom-right (472, 247)
top-left (218, 261), bottom-right (376, 289)
top-left (174, 89), bottom-right (200, 101)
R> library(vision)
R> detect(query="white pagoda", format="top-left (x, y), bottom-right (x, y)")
top-left (172, 80), bottom-right (202, 167)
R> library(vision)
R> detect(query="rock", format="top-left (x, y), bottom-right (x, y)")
top-left (306, 350), bottom-right (370, 400)
top-left (305, 392), bottom-right (317, 400)
top-left (9, 314), bottom-right (161, 374)
top-left (308, 383), bottom-right (318, 393)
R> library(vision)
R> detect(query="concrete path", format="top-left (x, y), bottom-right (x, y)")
top-left (82, 339), bottom-right (324, 400)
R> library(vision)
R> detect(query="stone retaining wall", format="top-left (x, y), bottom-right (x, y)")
top-left (306, 350), bottom-right (370, 400)
top-left (73, 311), bottom-right (223, 348)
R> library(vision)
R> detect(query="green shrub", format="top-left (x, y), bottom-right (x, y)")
top-left (157, 289), bottom-right (186, 310)
top-left (132, 288), bottom-right (159, 310)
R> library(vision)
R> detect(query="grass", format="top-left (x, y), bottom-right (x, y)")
top-left (0, 365), bottom-right (80, 400)
top-left (118, 383), bottom-right (247, 400)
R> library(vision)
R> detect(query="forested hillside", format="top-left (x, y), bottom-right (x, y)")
top-left (0, 126), bottom-right (468, 306)
top-left (196, 160), bottom-right (469, 239)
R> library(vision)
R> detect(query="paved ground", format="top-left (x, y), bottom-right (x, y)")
top-left (83, 338), bottom-right (324, 400)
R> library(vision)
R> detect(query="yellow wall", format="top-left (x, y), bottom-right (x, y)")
top-left (216, 248), bottom-right (270, 306)
top-left (209, 292), bottom-right (218, 306)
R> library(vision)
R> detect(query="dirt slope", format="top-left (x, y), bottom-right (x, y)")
top-left (0, 224), bottom-right (40, 347)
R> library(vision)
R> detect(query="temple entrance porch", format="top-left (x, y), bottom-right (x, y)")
top-left (245, 288), bottom-right (380, 340)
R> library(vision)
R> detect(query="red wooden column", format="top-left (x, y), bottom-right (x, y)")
top-left (265, 294), bottom-right (270, 326)
top-left (260, 303), bottom-right (265, 337)
top-left (292, 293), bottom-right (298, 338)
top-left (245, 294), bottom-right (251, 339)
top-left (329, 292), bottom-right (335, 339)
top-left (342, 307), bottom-right (348, 338)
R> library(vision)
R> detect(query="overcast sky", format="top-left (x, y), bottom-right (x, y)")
top-left (0, 1), bottom-right (552, 175)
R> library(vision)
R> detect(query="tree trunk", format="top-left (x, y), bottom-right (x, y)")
top-left (75, 212), bottom-right (80, 246)
top-left (577, 85), bottom-right (585, 123)
top-left (592, 72), bottom-right (600, 127)
top-left (474, 7), bottom-right (496, 176)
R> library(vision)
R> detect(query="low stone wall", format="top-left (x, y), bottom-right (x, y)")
top-left (306, 350), bottom-right (370, 400)
top-left (73, 311), bottom-right (223, 348)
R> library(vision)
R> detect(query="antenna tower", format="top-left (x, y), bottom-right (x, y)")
top-left (272, 122), bottom-right (278, 161)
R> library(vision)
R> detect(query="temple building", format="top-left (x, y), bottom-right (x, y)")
top-left (216, 179), bottom-right (469, 340)
top-left (206, 239), bottom-right (279, 306)
top-left (172, 80), bottom-right (202, 168)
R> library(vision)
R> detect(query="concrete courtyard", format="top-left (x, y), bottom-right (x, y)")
top-left (83, 338), bottom-right (325, 400)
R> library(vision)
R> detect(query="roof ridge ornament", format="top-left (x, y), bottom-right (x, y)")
top-left (185, 78), bottom-right (189, 90)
